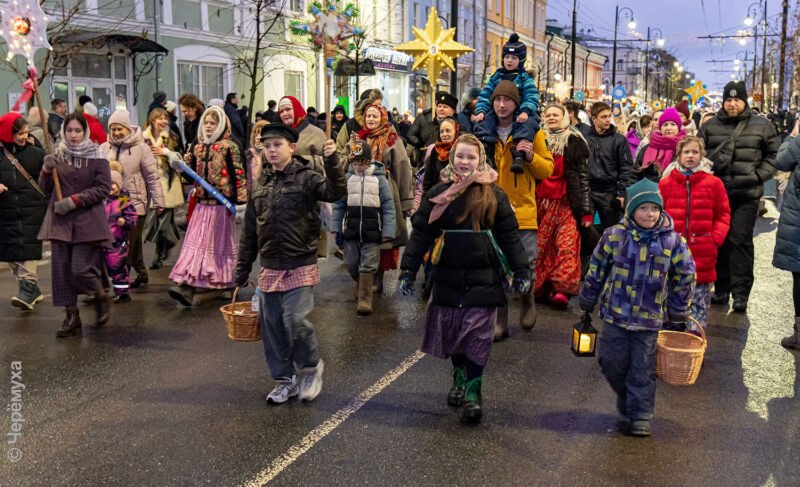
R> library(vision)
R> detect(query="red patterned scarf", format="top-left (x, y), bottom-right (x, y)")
top-left (357, 104), bottom-right (397, 163)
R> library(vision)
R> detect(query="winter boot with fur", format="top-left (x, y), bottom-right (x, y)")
top-left (780, 317), bottom-right (800, 351)
top-left (494, 306), bottom-right (509, 342)
top-left (520, 289), bottom-right (538, 330)
top-left (357, 273), bottom-right (374, 316)
top-left (11, 279), bottom-right (43, 311)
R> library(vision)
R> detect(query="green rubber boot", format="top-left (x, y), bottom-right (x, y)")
top-left (461, 376), bottom-right (483, 423)
top-left (447, 367), bottom-right (466, 407)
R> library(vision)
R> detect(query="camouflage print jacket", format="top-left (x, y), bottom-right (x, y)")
top-left (579, 213), bottom-right (696, 331)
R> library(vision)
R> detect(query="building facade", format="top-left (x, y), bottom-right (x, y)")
top-left (486, 0), bottom-right (548, 86)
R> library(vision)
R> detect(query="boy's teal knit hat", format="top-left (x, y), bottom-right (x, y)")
top-left (625, 178), bottom-right (663, 218)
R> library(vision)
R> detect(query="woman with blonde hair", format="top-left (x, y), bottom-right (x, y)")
top-left (142, 108), bottom-right (183, 269)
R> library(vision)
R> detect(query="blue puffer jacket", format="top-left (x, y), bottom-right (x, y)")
top-left (475, 68), bottom-right (540, 116)
top-left (579, 213), bottom-right (696, 331)
top-left (773, 136), bottom-right (800, 272)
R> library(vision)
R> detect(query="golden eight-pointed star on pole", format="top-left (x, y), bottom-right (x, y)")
top-left (395, 7), bottom-right (474, 89)
top-left (684, 80), bottom-right (708, 103)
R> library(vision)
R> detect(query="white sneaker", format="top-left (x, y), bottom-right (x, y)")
top-left (266, 376), bottom-right (299, 405)
top-left (298, 359), bottom-right (325, 402)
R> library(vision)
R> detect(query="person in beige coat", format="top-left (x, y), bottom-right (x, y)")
top-left (101, 109), bottom-right (165, 288)
top-left (342, 103), bottom-right (413, 292)
top-left (278, 95), bottom-right (331, 256)
top-left (142, 108), bottom-right (184, 270)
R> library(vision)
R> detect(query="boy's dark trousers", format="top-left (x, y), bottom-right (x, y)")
top-left (591, 191), bottom-right (623, 231)
top-left (598, 322), bottom-right (659, 420)
top-left (473, 112), bottom-right (540, 146)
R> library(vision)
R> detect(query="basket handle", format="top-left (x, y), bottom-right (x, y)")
top-left (688, 316), bottom-right (707, 344)
top-left (231, 280), bottom-right (255, 305)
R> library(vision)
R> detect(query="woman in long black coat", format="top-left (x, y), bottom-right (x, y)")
top-left (0, 112), bottom-right (46, 310)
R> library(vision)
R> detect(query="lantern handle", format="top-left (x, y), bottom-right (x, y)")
top-left (580, 311), bottom-right (592, 325)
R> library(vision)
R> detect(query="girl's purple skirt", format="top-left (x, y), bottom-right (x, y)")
top-left (169, 203), bottom-right (236, 289)
top-left (421, 303), bottom-right (497, 366)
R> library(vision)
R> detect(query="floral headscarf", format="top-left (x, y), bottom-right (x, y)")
top-left (429, 133), bottom-right (498, 223)
top-left (357, 104), bottom-right (397, 163)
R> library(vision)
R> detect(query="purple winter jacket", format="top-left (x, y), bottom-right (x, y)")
top-left (626, 129), bottom-right (641, 159)
top-left (37, 155), bottom-right (113, 247)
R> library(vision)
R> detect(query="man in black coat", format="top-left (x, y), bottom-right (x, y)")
top-left (407, 91), bottom-right (458, 163)
top-left (264, 100), bottom-right (281, 123)
top-left (699, 81), bottom-right (780, 312)
top-left (584, 101), bottom-right (634, 229)
top-left (224, 93), bottom-right (246, 143)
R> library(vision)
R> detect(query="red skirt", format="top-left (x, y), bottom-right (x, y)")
top-left (534, 197), bottom-right (581, 296)
top-left (379, 247), bottom-right (399, 271)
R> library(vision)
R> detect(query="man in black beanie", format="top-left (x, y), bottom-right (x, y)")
top-left (699, 80), bottom-right (780, 312)
top-left (148, 91), bottom-right (168, 117)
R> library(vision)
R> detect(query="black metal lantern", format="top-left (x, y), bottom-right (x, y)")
top-left (571, 314), bottom-right (598, 357)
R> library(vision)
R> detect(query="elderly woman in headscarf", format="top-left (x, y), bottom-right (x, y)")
top-left (38, 112), bottom-right (113, 337)
top-left (351, 103), bottom-right (413, 292)
top-left (398, 133), bottom-right (532, 424)
top-left (534, 104), bottom-right (593, 309)
top-left (168, 106), bottom-right (247, 306)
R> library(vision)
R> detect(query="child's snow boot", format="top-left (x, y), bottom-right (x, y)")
top-left (630, 419), bottom-right (651, 437)
top-left (11, 280), bottom-right (43, 311)
top-left (780, 317), bottom-right (800, 350)
top-left (520, 289), bottom-right (537, 330)
top-left (357, 273), bottom-right (374, 316)
top-left (447, 366), bottom-right (467, 407)
top-left (461, 376), bottom-right (483, 423)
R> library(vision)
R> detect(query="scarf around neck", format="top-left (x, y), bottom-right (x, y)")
top-left (434, 119), bottom-right (460, 160)
top-left (641, 129), bottom-right (686, 170)
top-left (56, 122), bottom-right (105, 160)
top-left (358, 104), bottom-right (397, 163)
top-left (429, 134), bottom-right (498, 224)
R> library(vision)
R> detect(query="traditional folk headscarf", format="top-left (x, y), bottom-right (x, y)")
top-left (429, 133), bottom-right (498, 224)
top-left (196, 106), bottom-right (229, 145)
top-left (357, 104), bottom-right (397, 163)
top-left (56, 115), bottom-right (105, 160)
top-left (433, 117), bottom-right (460, 161)
top-left (542, 105), bottom-right (586, 157)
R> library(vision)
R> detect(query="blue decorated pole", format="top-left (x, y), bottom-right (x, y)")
top-left (177, 161), bottom-right (237, 215)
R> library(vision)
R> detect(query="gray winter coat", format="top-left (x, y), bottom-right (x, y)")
top-left (773, 135), bottom-right (800, 272)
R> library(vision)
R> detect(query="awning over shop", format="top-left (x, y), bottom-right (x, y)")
top-left (363, 48), bottom-right (413, 72)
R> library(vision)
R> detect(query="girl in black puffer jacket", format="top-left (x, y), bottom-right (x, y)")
top-left (399, 134), bottom-right (531, 424)
top-left (0, 112), bottom-right (46, 310)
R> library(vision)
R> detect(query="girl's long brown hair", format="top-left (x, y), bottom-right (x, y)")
top-left (453, 136), bottom-right (497, 231)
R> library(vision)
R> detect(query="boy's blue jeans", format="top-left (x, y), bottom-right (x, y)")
top-left (598, 322), bottom-right (659, 421)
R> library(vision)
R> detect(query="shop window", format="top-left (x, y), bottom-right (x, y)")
top-left (284, 71), bottom-right (304, 102)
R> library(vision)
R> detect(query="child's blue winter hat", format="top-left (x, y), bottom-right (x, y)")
top-left (625, 178), bottom-right (663, 218)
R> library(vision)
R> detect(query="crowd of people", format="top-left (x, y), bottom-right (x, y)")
top-left (1, 33), bottom-right (799, 435)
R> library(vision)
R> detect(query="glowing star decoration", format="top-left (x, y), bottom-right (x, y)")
top-left (290, 1), bottom-right (364, 52)
top-left (395, 7), bottom-right (474, 90)
top-left (652, 100), bottom-right (664, 111)
top-left (684, 80), bottom-right (708, 104)
top-left (0, 0), bottom-right (52, 63)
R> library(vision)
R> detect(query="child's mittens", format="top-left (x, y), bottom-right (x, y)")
top-left (662, 321), bottom-right (687, 332)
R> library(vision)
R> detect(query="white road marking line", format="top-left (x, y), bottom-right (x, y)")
top-left (242, 350), bottom-right (426, 487)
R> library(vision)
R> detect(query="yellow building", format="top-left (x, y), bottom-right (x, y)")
top-left (485, 0), bottom-right (548, 83)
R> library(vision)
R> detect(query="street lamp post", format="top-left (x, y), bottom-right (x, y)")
top-left (644, 27), bottom-right (664, 104)
top-left (611, 6), bottom-right (636, 90)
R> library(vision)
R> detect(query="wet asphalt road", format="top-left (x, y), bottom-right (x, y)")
top-left (1, 209), bottom-right (798, 487)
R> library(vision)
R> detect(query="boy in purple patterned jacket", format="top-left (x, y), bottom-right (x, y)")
top-left (579, 178), bottom-right (696, 437)
top-left (104, 161), bottom-right (138, 303)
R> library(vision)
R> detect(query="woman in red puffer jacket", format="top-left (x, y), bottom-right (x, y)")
top-left (659, 135), bottom-right (730, 329)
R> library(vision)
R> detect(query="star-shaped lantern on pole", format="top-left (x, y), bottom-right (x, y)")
top-left (684, 80), bottom-right (708, 107)
top-left (0, 0), bottom-right (52, 62)
top-left (395, 7), bottom-right (473, 90)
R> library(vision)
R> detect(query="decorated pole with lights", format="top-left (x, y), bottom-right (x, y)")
top-left (0, 0), bottom-right (60, 198)
top-left (290, 1), bottom-right (363, 140)
top-left (395, 7), bottom-right (473, 111)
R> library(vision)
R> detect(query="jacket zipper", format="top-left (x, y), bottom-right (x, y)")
top-left (685, 178), bottom-right (691, 242)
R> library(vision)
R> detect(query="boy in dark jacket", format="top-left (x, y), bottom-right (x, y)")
top-left (580, 178), bottom-right (696, 437)
top-left (585, 101), bottom-right (635, 229)
top-left (473, 33), bottom-right (541, 173)
top-left (330, 137), bottom-right (396, 316)
top-left (236, 124), bottom-right (345, 405)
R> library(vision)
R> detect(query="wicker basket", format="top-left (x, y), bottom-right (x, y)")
top-left (220, 286), bottom-right (261, 342)
top-left (656, 319), bottom-right (707, 386)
